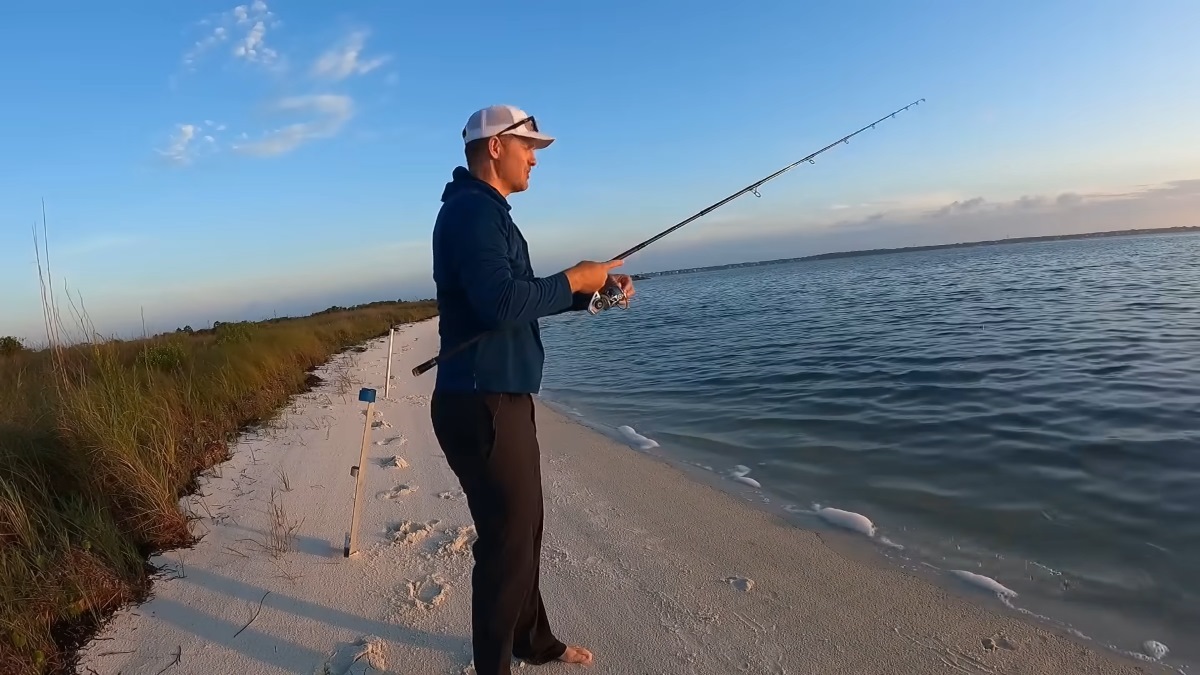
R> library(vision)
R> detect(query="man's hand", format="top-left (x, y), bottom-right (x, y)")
top-left (565, 259), bottom-right (624, 294)
top-left (609, 273), bottom-right (635, 299)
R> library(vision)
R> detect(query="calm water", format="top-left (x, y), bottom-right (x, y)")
top-left (538, 233), bottom-right (1200, 668)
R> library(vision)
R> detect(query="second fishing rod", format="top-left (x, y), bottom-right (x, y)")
top-left (412, 98), bottom-right (926, 377)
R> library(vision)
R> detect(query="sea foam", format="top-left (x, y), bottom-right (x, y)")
top-left (949, 569), bottom-right (1018, 598)
top-left (813, 504), bottom-right (877, 537)
top-left (729, 464), bottom-right (762, 488)
top-left (617, 425), bottom-right (659, 450)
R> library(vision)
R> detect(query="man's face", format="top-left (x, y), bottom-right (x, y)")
top-left (493, 135), bottom-right (538, 194)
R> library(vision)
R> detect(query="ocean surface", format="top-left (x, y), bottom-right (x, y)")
top-left (537, 232), bottom-right (1200, 670)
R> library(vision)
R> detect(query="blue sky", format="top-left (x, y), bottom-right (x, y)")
top-left (2, 0), bottom-right (1198, 342)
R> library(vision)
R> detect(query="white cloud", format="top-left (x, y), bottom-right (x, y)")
top-left (183, 1), bottom-right (280, 70)
top-left (312, 30), bottom-right (389, 80)
top-left (233, 94), bottom-right (354, 156)
top-left (156, 121), bottom-right (229, 166)
top-left (183, 26), bottom-right (228, 68)
top-left (157, 124), bottom-right (198, 165)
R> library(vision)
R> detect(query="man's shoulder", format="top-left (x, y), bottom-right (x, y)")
top-left (436, 192), bottom-right (512, 247)
top-left (439, 188), bottom-right (508, 223)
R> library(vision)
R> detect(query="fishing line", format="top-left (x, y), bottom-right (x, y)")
top-left (412, 98), bottom-right (927, 377)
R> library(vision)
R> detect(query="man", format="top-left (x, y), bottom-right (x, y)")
top-left (428, 104), bottom-right (634, 674)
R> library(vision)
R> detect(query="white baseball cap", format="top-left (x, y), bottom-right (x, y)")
top-left (462, 104), bottom-right (555, 149)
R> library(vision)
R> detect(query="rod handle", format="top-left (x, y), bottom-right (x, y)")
top-left (412, 357), bottom-right (437, 377)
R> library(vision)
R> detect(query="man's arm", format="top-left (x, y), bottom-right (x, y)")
top-left (551, 292), bottom-right (594, 315)
top-left (454, 203), bottom-right (576, 328)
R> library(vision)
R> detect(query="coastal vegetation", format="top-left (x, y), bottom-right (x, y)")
top-left (0, 296), bottom-right (437, 675)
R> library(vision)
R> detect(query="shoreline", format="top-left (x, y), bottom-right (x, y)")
top-left (535, 395), bottom-right (1185, 673)
top-left (75, 317), bottom-right (1174, 674)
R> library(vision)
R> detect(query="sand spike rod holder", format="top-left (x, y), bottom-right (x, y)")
top-left (412, 98), bottom-right (926, 377)
top-left (344, 387), bottom-right (376, 558)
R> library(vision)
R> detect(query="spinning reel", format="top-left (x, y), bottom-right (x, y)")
top-left (588, 283), bottom-right (630, 315)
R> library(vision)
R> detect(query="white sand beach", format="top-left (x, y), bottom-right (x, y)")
top-left (76, 317), bottom-right (1172, 674)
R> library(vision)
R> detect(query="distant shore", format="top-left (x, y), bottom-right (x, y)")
top-left (630, 225), bottom-right (1200, 280)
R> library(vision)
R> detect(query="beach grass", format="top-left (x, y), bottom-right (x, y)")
top-left (0, 298), bottom-right (438, 675)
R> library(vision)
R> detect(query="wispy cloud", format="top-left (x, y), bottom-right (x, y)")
top-left (233, 94), bottom-right (354, 156)
top-left (311, 30), bottom-right (390, 80)
top-left (183, 0), bottom-right (281, 71)
top-left (166, 6), bottom-right (384, 165)
top-left (823, 179), bottom-right (1200, 241)
top-left (157, 123), bottom-right (199, 165)
top-left (928, 196), bottom-right (987, 218)
top-left (156, 122), bottom-right (224, 166)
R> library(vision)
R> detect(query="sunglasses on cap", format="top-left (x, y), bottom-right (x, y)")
top-left (497, 115), bottom-right (538, 135)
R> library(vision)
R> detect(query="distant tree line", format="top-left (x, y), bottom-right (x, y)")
top-left (167, 298), bottom-right (437, 337)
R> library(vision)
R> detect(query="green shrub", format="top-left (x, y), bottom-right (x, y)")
top-left (136, 341), bottom-right (188, 372)
top-left (214, 321), bottom-right (256, 346)
top-left (1, 336), bottom-right (25, 357)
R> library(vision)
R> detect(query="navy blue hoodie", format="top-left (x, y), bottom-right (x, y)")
top-left (431, 166), bottom-right (591, 393)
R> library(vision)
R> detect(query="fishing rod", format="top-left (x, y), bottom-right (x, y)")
top-left (412, 98), bottom-right (926, 377)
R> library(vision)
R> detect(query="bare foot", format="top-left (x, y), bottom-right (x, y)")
top-left (558, 645), bottom-right (593, 665)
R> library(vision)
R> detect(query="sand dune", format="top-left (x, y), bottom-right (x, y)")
top-left (76, 317), bottom-right (1172, 674)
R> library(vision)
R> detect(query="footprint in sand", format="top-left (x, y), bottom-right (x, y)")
top-left (403, 573), bottom-right (449, 611)
top-left (436, 525), bottom-right (477, 557)
top-left (362, 409), bottom-right (392, 429)
top-left (723, 575), bottom-right (755, 592)
top-left (313, 635), bottom-right (387, 675)
top-left (401, 394), bottom-right (430, 407)
top-left (378, 484), bottom-right (417, 500)
top-left (437, 489), bottom-right (465, 501)
top-left (374, 435), bottom-right (408, 447)
top-left (378, 455), bottom-right (409, 469)
top-left (981, 634), bottom-right (1019, 652)
top-left (388, 520), bottom-right (440, 546)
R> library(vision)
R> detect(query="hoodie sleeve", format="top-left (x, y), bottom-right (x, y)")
top-left (551, 292), bottom-right (594, 315)
top-left (453, 201), bottom-right (575, 328)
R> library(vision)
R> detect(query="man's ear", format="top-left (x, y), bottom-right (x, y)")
top-left (488, 135), bottom-right (504, 159)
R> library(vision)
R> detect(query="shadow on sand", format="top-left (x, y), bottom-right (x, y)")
top-left (140, 565), bottom-right (470, 674)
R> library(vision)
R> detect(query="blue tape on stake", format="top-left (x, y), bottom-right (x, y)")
top-left (358, 388), bottom-right (377, 403)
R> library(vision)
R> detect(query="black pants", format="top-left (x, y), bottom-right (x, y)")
top-left (430, 391), bottom-right (566, 674)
